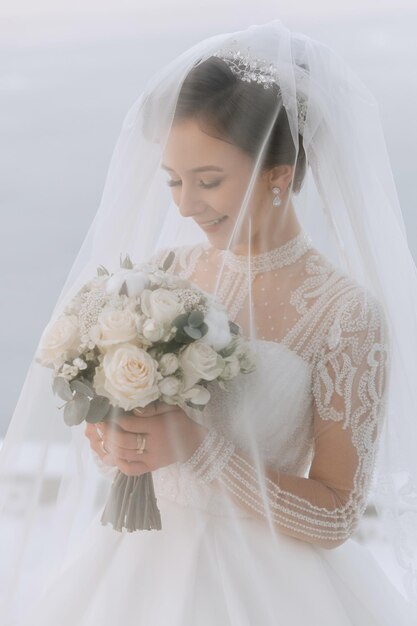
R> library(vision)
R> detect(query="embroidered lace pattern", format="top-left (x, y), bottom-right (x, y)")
top-left (182, 286), bottom-right (389, 547)
top-left (94, 233), bottom-right (390, 549)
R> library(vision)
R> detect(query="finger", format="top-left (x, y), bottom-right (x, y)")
top-left (104, 439), bottom-right (151, 462)
top-left (103, 428), bottom-right (148, 451)
top-left (90, 435), bottom-right (117, 466)
top-left (133, 400), bottom-right (173, 417)
top-left (115, 414), bottom-right (154, 433)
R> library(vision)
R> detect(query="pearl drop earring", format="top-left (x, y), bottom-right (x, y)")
top-left (272, 186), bottom-right (281, 207)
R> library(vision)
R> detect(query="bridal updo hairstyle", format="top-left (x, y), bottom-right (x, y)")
top-left (170, 56), bottom-right (308, 194)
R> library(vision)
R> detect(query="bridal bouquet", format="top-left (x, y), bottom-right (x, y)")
top-left (35, 251), bottom-right (256, 532)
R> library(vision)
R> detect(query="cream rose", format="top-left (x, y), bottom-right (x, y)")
top-left (142, 318), bottom-right (165, 342)
top-left (178, 341), bottom-right (224, 391)
top-left (89, 308), bottom-right (138, 350)
top-left (93, 343), bottom-right (162, 411)
top-left (140, 288), bottom-right (185, 324)
top-left (36, 315), bottom-right (80, 367)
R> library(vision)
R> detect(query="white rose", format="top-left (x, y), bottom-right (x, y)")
top-left (140, 288), bottom-right (184, 324)
top-left (158, 375), bottom-right (181, 397)
top-left (89, 308), bottom-right (138, 350)
top-left (178, 341), bottom-right (224, 391)
top-left (105, 269), bottom-right (148, 297)
top-left (37, 315), bottom-right (80, 367)
top-left (142, 318), bottom-right (166, 342)
top-left (199, 305), bottom-right (232, 351)
top-left (93, 343), bottom-right (162, 411)
top-left (159, 352), bottom-right (179, 375)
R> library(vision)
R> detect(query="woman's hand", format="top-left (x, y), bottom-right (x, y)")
top-left (84, 400), bottom-right (208, 477)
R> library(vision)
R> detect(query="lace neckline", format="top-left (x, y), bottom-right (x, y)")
top-left (216, 230), bottom-right (313, 273)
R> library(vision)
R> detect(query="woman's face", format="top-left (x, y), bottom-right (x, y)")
top-left (161, 117), bottom-right (273, 250)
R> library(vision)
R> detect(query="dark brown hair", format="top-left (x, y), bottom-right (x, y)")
top-left (171, 56), bottom-right (307, 193)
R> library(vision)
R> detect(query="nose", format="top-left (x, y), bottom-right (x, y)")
top-left (177, 186), bottom-right (204, 219)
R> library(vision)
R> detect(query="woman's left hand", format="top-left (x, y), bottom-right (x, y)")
top-left (93, 400), bottom-right (208, 477)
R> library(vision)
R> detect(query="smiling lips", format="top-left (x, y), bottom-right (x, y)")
top-left (198, 216), bottom-right (227, 225)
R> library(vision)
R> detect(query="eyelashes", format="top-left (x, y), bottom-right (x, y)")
top-left (166, 180), bottom-right (222, 189)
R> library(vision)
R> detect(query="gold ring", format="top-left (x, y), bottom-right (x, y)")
top-left (136, 433), bottom-right (146, 454)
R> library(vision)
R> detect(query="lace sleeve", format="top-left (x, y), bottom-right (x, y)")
top-left (181, 288), bottom-right (390, 549)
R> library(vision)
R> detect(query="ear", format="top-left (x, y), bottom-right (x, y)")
top-left (265, 165), bottom-right (295, 192)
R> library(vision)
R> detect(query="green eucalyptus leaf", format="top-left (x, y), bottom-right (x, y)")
top-left (199, 322), bottom-right (208, 337)
top-left (162, 250), bottom-right (175, 271)
top-left (184, 325), bottom-right (202, 339)
top-left (70, 378), bottom-right (96, 397)
top-left (188, 310), bottom-right (204, 327)
top-left (97, 265), bottom-right (109, 276)
top-left (53, 376), bottom-right (73, 402)
top-left (63, 392), bottom-right (90, 426)
top-left (85, 396), bottom-right (111, 423)
top-left (172, 313), bottom-right (189, 329)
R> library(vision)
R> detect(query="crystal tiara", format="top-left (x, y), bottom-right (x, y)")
top-left (212, 42), bottom-right (308, 134)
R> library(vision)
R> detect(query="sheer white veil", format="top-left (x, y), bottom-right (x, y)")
top-left (1, 19), bottom-right (416, 624)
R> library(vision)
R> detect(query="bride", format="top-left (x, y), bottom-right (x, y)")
top-left (1, 19), bottom-right (417, 626)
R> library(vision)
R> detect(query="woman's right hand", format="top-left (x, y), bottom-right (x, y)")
top-left (84, 421), bottom-right (117, 467)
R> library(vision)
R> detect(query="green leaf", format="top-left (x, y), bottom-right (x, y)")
top-left (120, 253), bottom-right (134, 269)
top-left (188, 310), bottom-right (204, 327)
top-left (184, 325), bottom-right (202, 339)
top-left (53, 376), bottom-right (73, 402)
top-left (63, 392), bottom-right (90, 426)
top-left (70, 378), bottom-right (96, 397)
top-left (85, 395), bottom-right (111, 423)
top-left (229, 320), bottom-right (241, 335)
top-left (162, 250), bottom-right (175, 271)
top-left (172, 313), bottom-right (189, 329)
top-left (119, 280), bottom-right (129, 296)
top-left (97, 265), bottom-right (109, 276)
top-left (199, 322), bottom-right (208, 337)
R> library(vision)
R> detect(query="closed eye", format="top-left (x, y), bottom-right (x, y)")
top-left (166, 179), bottom-right (222, 189)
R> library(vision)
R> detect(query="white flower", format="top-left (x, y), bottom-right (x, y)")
top-left (199, 305), bottom-right (232, 351)
top-left (232, 336), bottom-right (257, 372)
top-left (178, 341), bottom-right (224, 391)
top-left (89, 308), bottom-right (138, 350)
top-left (142, 318), bottom-right (165, 342)
top-left (159, 352), bottom-right (179, 375)
top-left (158, 375), bottom-right (181, 397)
top-left (221, 354), bottom-right (241, 380)
top-left (37, 315), bottom-right (80, 367)
top-left (93, 343), bottom-right (162, 411)
top-left (105, 269), bottom-right (149, 297)
top-left (73, 357), bottom-right (88, 370)
top-left (60, 364), bottom-right (79, 380)
top-left (140, 288), bottom-right (185, 324)
top-left (149, 269), bottom-right (189, 290)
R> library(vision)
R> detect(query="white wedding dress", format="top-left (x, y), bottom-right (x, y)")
top-left (21, 231), bottom-right (415, 625)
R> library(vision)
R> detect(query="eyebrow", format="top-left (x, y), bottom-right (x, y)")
top-left (161, 164), bottom-right (224, 173)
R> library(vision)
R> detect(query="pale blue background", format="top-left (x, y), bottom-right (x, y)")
top-left (1, 3), bottom-right (416, 436)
